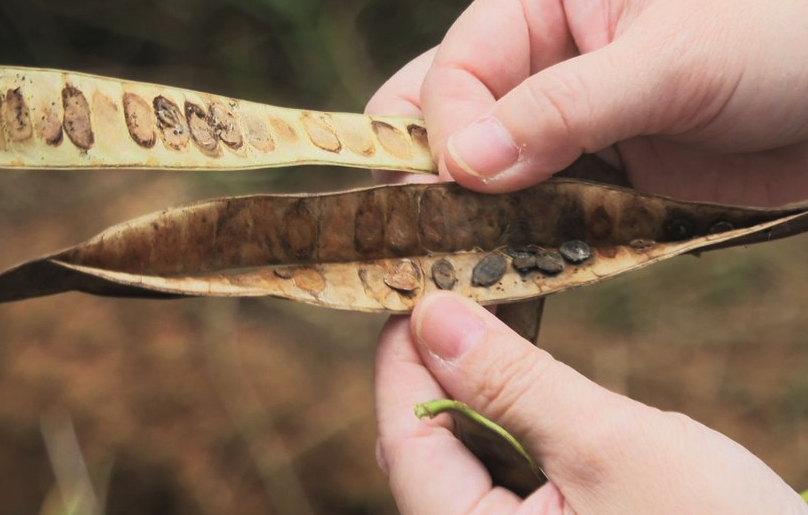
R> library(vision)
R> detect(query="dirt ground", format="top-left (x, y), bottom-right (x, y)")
top-left (1, 1), bottom-right (808, 514)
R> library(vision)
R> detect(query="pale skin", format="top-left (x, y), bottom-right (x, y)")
top-left (366, 1), bottom-right (808, 514)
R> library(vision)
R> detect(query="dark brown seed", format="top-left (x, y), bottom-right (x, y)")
top-left (123, 92), bottom-right (156, 148)
top-left (185, 101), bottom-right (219, 155)
top-left (61, 85), bottom-right (94, 150)
top-left (664, 216), bottom-right (696, 241)
top-left (431, 259), bottom-right (457, 290)
top-left (505, 248), bottom-right (537, 274)
top-left (154, 96), bottom-right (189, 150)
top-left (534, 250), bottom-right (565, 275)
top-left (472, 253), bottom-right (508, 287)
top-left (709, 221), bottom-right (735, 234)
top-left (3, 88), bottom-right (32, 142)
top-left (559, 240), bottom-right (592, 264)
top-left (384, 259), bottom-right (422, 293)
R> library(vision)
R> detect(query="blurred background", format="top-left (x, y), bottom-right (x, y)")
top-left (0, 1), bottom-right (807, 514)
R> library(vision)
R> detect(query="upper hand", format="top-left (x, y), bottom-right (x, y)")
top-left (367, 0), bottom-right (808, 206)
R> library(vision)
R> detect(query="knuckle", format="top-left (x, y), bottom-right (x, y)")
top-left (523, 69), bottom-right (591, 145)
top-left (471, 344), bottom-right (556, 427)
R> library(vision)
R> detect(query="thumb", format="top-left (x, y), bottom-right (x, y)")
top-left (439, 42), bottom-right (666, 192)
top-left (410, 291), bottom-right (638, 489)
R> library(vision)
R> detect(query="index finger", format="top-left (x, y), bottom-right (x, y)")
top-left (374, 316), bottom-right (523, 515)
top-left (421, 0), bottom-right (578, 163)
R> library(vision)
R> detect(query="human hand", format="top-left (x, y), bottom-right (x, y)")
top-left (374, 291), bottom-right (807, 515)
top-left (366, 0), bottom-right (808, 206)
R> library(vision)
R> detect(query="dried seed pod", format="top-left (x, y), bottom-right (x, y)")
top-left (0, 67), bottom-right (437, 172)
top-left (559, 240), bottom-right (592, 264)
top-left (533, 250), bottom-right (565, 275)
top-left (431, 259), bottom-right (457, 290)
top-left (471, 253), bottom-right (508, 287)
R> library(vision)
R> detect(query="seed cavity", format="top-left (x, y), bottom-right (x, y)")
top-left (559, 240), bottom-right (592, 264)
top-left (242, 113), bottom-right (275, 153)
top-left (334, 117), bottom-right (376, 156)
top-left (3, 88), bottom-right (32, 142)
top-left (209, 101), bottom-right (243, 150)
top-left (185, 101), bottom-right (220, 156)
top-left (269, 116), bottom-right (298, 144)
top-left (292, 267), bottom-right (326, 295)
top-left (300, 111), bottom-right (341, 153)
top-left (407, 123), bottom-right (429, 151)
top-left (384, 259), bottom-right (422, 293)
top-left (281, 200), bottom-right (318, 260)
top-left (154, 96), bottom-right (189, 151)
top-left (471, 253), bottom-right (507, 287)
top-left (61, 85), bottom-right (94, 150)
top-left (372, 120), bottom-right (411, 160)
top-left (37, 102), bottom-right (65, 145)
top-left (123, 92), bottom-right (156, 148)
top-left (431, 259), bottom-right (457, 290)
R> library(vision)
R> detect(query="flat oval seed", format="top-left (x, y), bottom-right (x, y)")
top-left (431, 259), bottom-right (457, 290)
top-left (559, 240), bottom-right (592, 264)
top-left (534, 250), bottom-right (565, 275)
top-left (505, 248), bottom-right (537, 273)
top-left (471, 253), bottom-right (507, 287)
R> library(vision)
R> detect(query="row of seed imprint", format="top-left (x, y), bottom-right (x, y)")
top-left (1, 86), bottom-right (93, 150)
top-left (122, 91), bottom-right (428, 161)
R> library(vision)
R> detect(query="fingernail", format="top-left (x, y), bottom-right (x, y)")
top-left (447, 117), bottom-right (519, 179)
top-left (413, 293), bottom-right (487, 361)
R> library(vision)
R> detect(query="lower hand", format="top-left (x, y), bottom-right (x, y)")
top-left (374, 291), bottom-right (807, 515)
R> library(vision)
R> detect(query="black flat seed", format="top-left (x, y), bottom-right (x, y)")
top-left (664, 216), bottom-right (696, 241)
top-left (709, 221), bottom-right (735, 234)
top-left (559, 240), bottom-right (592, 264)
top-left (471, 253), bottom-right (508, 287)
top-left (431, 259), bottom-right (458, 290)
top-left (534, 250), bottom-right (565, 275)
top-left (505, 247), bottom-right (537, 273)
top-left (511, 253), bottom-right (537, 273)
